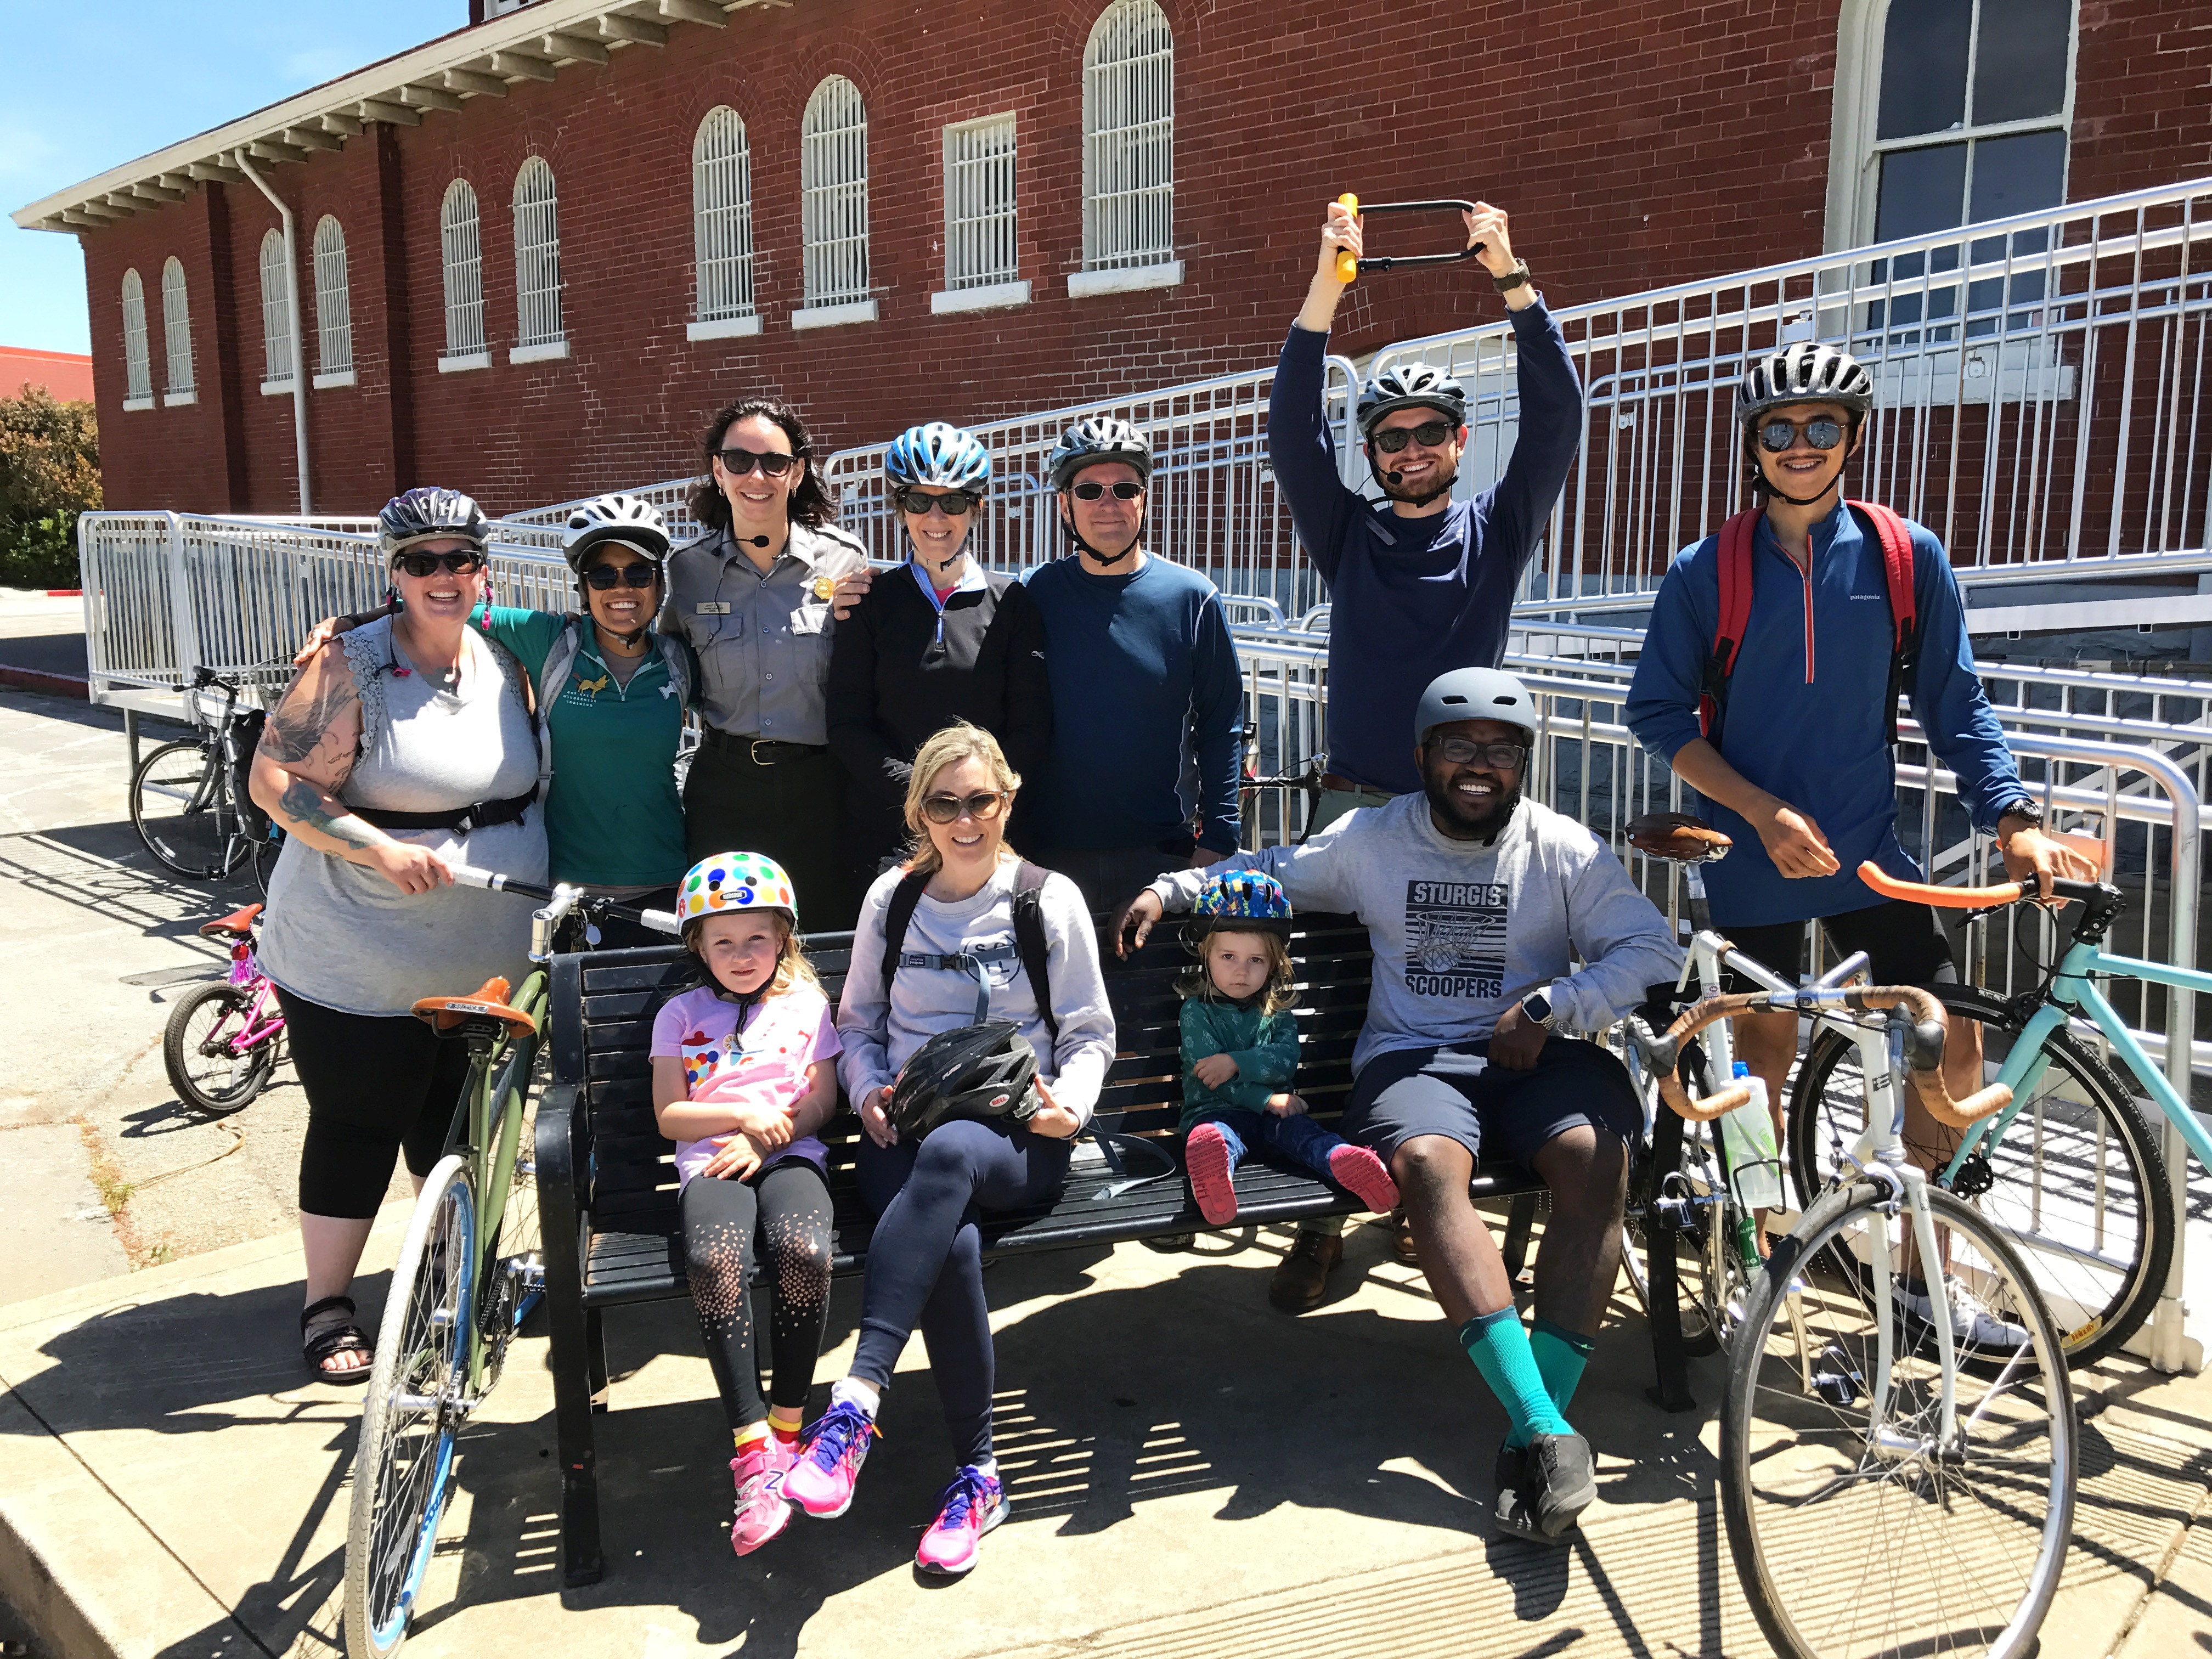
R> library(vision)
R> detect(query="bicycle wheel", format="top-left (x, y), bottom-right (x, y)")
top-left (130, 738), bottom-right (248, 880)
top-left (346, 1156), bottom-right (476, 1659)
top-left (1789, 984), bottom-right (2171, 1368)
top-left (1722, 1182), bottom-right (2075, 1659)
top-left (161, 982), bottom-right (277, 1113)
top-left (477, 1081), bottom-right (541, 1387)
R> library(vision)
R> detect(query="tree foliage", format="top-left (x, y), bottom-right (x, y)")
top-left (0, 386), bottom-right (101, 588)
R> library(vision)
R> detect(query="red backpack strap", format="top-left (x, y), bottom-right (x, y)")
top-left (1698, 508), bottom-right (1762, 743)
top-left (1848, 500), bottom-right (1918, 745)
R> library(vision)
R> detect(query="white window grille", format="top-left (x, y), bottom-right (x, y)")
top-left (159, 257), bottom-right (194, 396)
top-left (1081, 0), bottom-right (1174, 272)
top-left (801, 76), bottom-right (870, 308)
top-left (512, 156), bottom-right (565, 349)
top-left (120, 269), bottom-right (151, 404)
top-left (693, 106), bottom-right (755, 325)
top-left (258, 229), bottom-right (296, 387)
top-left (440, 178), bottom-right (487, 362)
top-left (944, 114), bottom-right (1018, 291)
top-left (312, 216), bottom-right (352, 377)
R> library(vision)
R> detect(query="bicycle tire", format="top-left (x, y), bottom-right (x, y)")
top-left (161, 982), bottom-right (277, 1113)
top-left (1788, 983), bottom-right (2172, 1369)
top-left (346, 1156), bottom-right (476, 1659)
top-left (477, 1082), bottom-right (542, 1388)
top-left (1722, 1181), bottom-right (2076, 1659)
top-left (129, 738), bottom-right (249, 881)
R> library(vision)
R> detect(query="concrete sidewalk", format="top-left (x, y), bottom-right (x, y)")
top-left (1, 1206), bottom-right (2208, 1659)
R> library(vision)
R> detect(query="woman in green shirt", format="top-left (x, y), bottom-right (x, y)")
top-left (299, 492), bottom-right (697, 946)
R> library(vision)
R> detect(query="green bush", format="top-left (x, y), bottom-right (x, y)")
top-left (0, 386), bottom-right (100, 589)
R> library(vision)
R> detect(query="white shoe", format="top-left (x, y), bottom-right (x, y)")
top-left (1898, 1276), bottom-right (2029, 1349)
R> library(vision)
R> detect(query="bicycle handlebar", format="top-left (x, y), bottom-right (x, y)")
top-left (1333, 193), bottom-right (1487, 283)
top-left (447, 865), bottom-right (681, 939)
top-left (1857, 860), bottom-right (2106, 912)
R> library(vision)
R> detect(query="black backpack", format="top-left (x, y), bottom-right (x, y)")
top-left (879, 861), bottom-right (1058, 1048)
top-left (230, 707), bottom-right (274, 843)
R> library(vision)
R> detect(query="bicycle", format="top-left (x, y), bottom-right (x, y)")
top-left (1644, 966), bottom-right (2077, 1659)
top-left (344, 870), bottom-right (678, 1659)
top-left (129, 665), bottom-right (285, 888)
top-left (162, 902), bottom-right (284, 1113)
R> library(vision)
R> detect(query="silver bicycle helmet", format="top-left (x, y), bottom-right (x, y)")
top-left (561, 492), bottom-right (672, 574)
top-left (379, 487), bottom-right (488, 560)
top-left (886, 422), bottom-right (992, 494)
top-left (1046, 417), bottom-right (1153, 490)
top-left (1357, 363), bottom-right (1467, 435)
top-left (1414, 666), bottom-right (1537, 747)
top-left (1735, 342), bottom-right (1874, 428)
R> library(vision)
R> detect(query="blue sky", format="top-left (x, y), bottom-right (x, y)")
top-left (1, 2), bottom-right (459, 354)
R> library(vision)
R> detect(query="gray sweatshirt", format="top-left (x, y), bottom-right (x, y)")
top-left (1148, 794), bottom-right (1681, 1074)
top-left (837, 857), bottom-right (1118, 1125)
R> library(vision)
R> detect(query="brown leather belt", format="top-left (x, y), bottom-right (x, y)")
top-left (1319, 772), bottom-right (1391, 797)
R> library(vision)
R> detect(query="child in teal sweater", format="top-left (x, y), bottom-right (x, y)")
top-left (1181, 873), bottom-right (1399, 1225)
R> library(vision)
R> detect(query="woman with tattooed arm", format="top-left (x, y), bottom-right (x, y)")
top-left (249, 488), bottom-right (548, 1381)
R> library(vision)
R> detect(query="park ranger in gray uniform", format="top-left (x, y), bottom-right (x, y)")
top-left (663, 396), bottom-right (871, 928)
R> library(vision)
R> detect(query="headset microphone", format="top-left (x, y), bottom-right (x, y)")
top-left (736, 533), bottom-right (771, 548)
top-left (1386, 471), bottom-right (1405, 485)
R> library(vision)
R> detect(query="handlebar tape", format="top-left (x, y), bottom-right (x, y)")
top-left (1857, 860), bottom-right (2022, 910)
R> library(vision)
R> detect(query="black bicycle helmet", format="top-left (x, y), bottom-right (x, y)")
top-left (1046, 417), bottom-right (1153, 490)
top-left (379, 487), bottom-right (489, 560)
top-left (888, 1020), bottom-right (1040, 1141)
top-left (1357, 363), bottom-right (1467, 434)
top-left (1735, 342), bottom-right (1874, 428)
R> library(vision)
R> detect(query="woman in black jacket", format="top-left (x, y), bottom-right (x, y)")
top-left (827, 422), bottom-right (1051, 900)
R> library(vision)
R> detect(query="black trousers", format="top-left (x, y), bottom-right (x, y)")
top-left (684, 736), bottom-right (854, 930)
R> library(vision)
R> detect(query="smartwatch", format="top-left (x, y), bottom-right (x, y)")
top-left (1519, 989), bottom-right (1558, 1030)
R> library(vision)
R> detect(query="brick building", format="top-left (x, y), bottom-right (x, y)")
top-left (12, 0), bottom-right (2211, 518)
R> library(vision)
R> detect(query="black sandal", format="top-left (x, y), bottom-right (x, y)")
top-left (301, 1294), bottom-right (374, 1383)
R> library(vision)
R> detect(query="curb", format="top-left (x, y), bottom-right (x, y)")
top-left (0, 665), bottom-right (90, 702)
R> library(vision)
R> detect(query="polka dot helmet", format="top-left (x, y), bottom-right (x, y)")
top-left (677, 850), bottom-right (799, 930)
top-left (1190, 870), bottom-right (1295, 934)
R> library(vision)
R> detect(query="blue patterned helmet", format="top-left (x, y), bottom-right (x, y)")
top-left (1191, 871), bottom-right (1295, 934)
top-left (884, 422), bottom-right (992, 494)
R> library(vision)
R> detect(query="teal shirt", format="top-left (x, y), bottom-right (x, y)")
top-left (1178, 997), bottom-right (1299, 1130)
top-left (476, 607), bottom-right (692, 888)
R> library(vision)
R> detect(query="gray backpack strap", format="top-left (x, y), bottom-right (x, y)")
top-left (532, 618), bottom-right (586, 795)
top-left (654, 630), bottom-right (693, 708)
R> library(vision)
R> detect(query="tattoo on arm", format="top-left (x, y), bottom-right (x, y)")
top-left (276, 776), bottom-right (379, 850)
top-left (263, 657), bottom-right (360, 766)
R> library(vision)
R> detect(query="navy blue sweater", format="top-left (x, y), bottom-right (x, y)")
top-left (1267, 303), bottom-right (1584, 794)
top-left (1022, 553), bottom-right (1244, 855)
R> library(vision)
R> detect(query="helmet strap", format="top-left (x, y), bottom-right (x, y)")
top-left (1068, 509), bottom-right (1145, 567)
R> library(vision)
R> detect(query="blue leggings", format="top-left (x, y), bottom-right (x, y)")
top-left (853, 1118), bottom-right (1070, 1464)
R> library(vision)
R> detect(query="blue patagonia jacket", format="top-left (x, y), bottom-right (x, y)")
top-left (1623, 500), bottom-right (2023, 928)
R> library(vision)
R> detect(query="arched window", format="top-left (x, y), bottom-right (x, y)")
top-left (159, 257), bottom-right (194, 398)
top-left (312, 216), bottom-right (353, 380)
top-left (120, 269), bottom-right (151, 405)
top-left (440, 179), bottom-right (488, 363)
top-left (258, 229), bottom-right (296, 388)
top-left (1081, 0), bottom-right (1175, 275)
top-left (800, 76), bottom-right (870, 312)
top-left (512, 156), bottom-right (565, 353)
top-left (693, 106), bottom-right (757, 332)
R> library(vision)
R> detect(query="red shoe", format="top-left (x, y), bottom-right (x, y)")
top-left (1328, 1143), bottom-right (1400, 1214)
top-left (1184, 1123), bottom-right (1239, 1224)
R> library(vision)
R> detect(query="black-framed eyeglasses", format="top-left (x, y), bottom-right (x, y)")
top-left (921, 789), bottom-right (1008, 825)
top-left (1370, 420), bottom-right (1458, 454)
top-left (394, 549), bottom-right (486, 578)
top-left (717, 446), bottom-right (800, 478)
top-left (1429, 736), bottom-right (1528, 769)
top-left (1757, 416), bottom-right (1847, 454)
top-left (895, 488), bottom-right (979, 518)
top-left (1069, 479), bottom-right (1146, 501)
top-left (585, 561), bottom-right (659, 590)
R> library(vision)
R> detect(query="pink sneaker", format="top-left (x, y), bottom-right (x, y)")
top-left (915, 1464), bottom-right (1006, 1576)
top-left (1185, 1122), bottom-right (1239, 1224)
top-left (729, 1439), bottom-right (793, 1556)
top-left (1328, 1142), bottom-right (1400, 1214)
top-left (781, 1399), bottom-right (877, 1519)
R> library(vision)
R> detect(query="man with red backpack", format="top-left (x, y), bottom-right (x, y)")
top-left (1624, 342), bottom-right (2094, 1328)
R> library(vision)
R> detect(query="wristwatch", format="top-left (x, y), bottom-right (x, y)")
top-left (1518, 989), bottom-right (1558, 1030)
top-left (1997, 798), bottom-right (2046, 830)
top-left (1493, 261), bottom-right (1533, 294)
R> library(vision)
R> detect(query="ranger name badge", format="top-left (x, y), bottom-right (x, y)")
top-left (695, 601), bottom-right (732, 615)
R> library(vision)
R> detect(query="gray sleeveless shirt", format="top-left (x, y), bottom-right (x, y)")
top-left (261, 617), bottom-right (550, 1017)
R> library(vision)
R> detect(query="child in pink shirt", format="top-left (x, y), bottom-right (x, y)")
top-left (650, 852), bottom-right (842, 1557)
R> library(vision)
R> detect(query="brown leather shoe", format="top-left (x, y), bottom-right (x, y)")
top-left (1268, 1229), bottom-right (1344, 1313)
top-left (1389, 1206), bottom-right (1421, 1265)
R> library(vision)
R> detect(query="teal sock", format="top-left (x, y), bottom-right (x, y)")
top-left (1458, 1308), bottom-right (1571, 1443)
top-left (1505, 1318), bottom-right (1598, 1449)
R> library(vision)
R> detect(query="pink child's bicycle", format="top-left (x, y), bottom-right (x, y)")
top-left (162, 902), bottom-right (286, 1114)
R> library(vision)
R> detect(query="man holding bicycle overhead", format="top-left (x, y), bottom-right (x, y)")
top-left (1623, 342), bottom-right (2096, 1321)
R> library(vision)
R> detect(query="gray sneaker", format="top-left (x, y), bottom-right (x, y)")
top-left (1493, 1432), bottom-right (1595, 1545)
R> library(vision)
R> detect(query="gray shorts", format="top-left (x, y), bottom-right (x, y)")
top-left (1342, 1036), bottom-right (1642, 1172)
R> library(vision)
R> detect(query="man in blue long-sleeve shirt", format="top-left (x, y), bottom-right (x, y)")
top-left (1263, 197), bottom-right (1584, 1311)
top-left (1023, 417), bottom-right (1245, 914)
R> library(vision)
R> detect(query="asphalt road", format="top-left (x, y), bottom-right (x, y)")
top-left (0, 590), bottom-right (88, 681)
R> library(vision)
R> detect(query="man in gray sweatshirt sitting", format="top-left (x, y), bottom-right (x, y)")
top-left (1113, 667), bottom-right (1680, 1545)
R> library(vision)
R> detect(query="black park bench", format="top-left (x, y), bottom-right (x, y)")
top-left (533, 912), bottom-right (1697, 1586)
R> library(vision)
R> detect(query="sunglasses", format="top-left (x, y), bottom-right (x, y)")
top-left (921, 789), bottom-right (1008, 825)
top-left (1370, 420), bottom-right (1458, 454)
top-left (585, 561), bottom-right (658, 590)
top-left (895, 488), bottom-right (979, 517)
top-left (1069, 479), bottom-right (1146, 501)
top-left (393, 549), bottom-right (486, 578)
top-left (716, 446), bottom-right (800, 478)
top-left (1429, 737), bottom-right (1528, 769)
top-left (1758, 417), bottom-right (1847, 454)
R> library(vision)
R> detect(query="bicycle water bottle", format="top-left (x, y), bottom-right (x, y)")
top-left (1719, 1061), bottom-right (1785, 1212)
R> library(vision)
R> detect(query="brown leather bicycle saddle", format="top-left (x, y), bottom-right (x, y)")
top-left (198, 903), bottom-right (264, 939)
top-left (1624, 811), bottom-right (1733, 865)
top-left (410, 977), bottom-right (539, 1039)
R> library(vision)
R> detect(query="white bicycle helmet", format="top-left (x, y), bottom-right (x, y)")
top-left (1357, 363), bottom-right (1467, 435)
top-left (562, 492), bottom-right (671, 575)
top-left (1414, 666), bottom-right (1537, 747)
top-left (1735, 342), bottom-right (1874, 428)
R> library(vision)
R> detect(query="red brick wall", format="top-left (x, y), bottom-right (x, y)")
top-left (68, 0), bottom-right (2212, 517)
